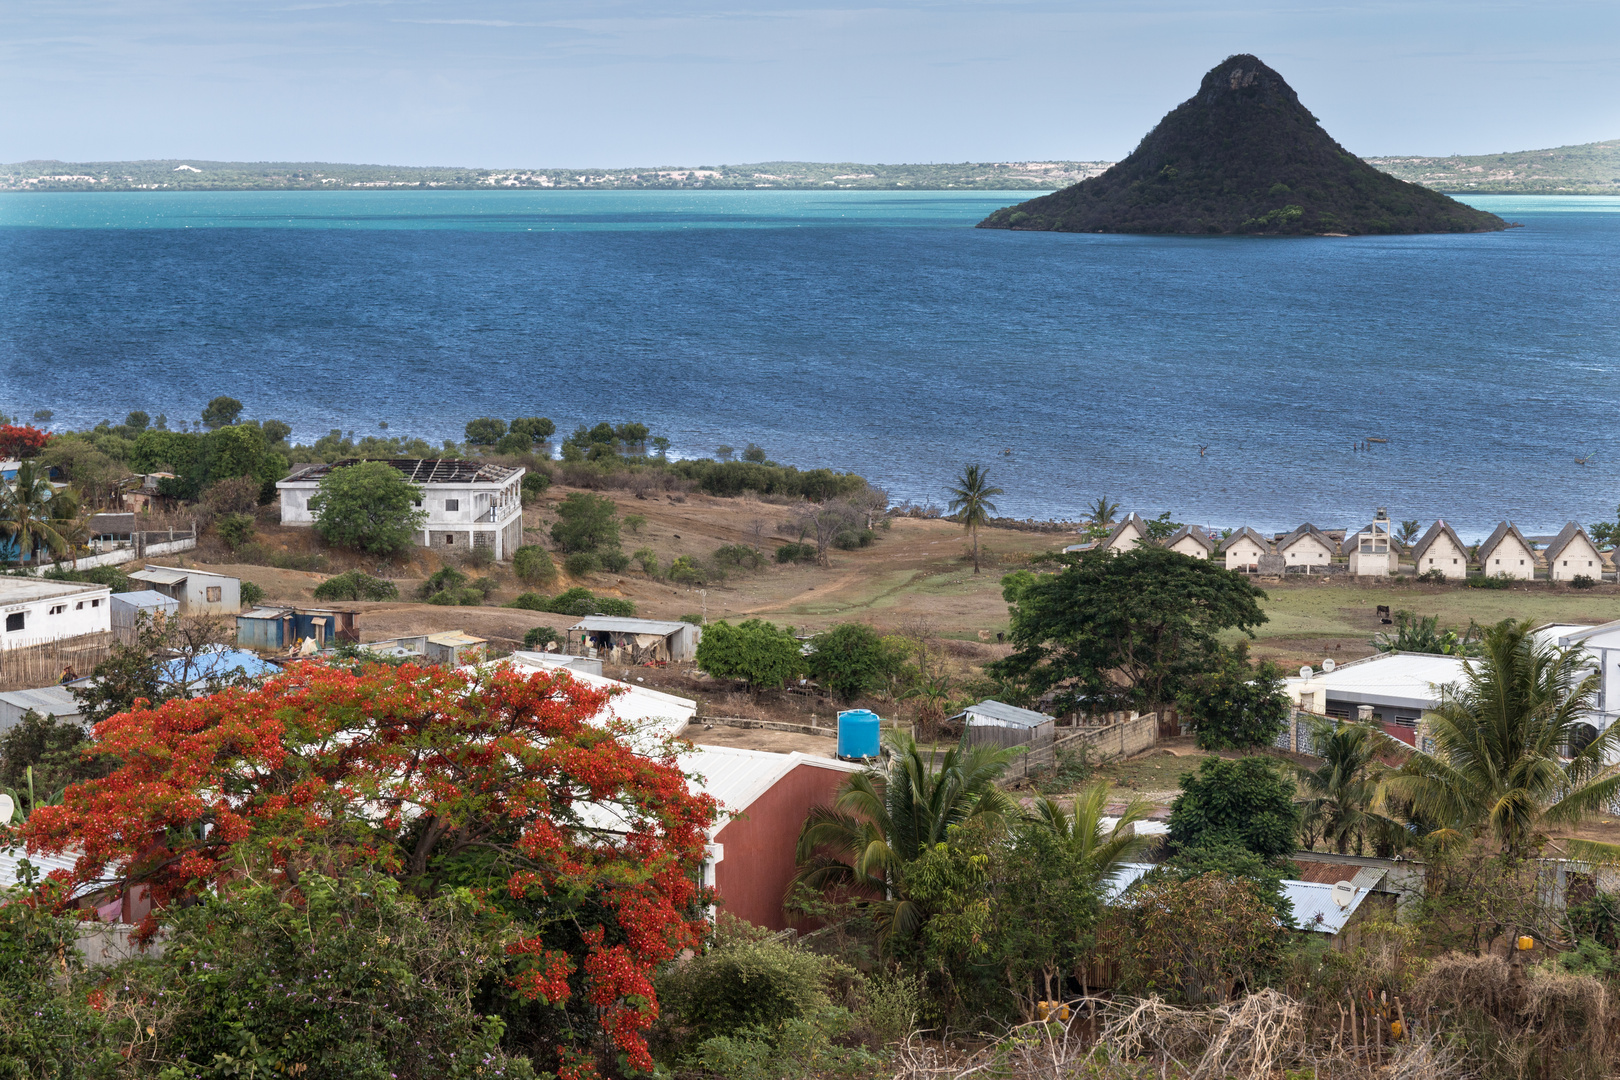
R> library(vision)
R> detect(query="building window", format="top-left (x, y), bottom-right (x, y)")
top-left (49, 604), bottom-right (66, 615)
top-left (445, 535), bottom-right (455, 545)
top-left (91, 598), bottom-right (102, 607)
top-left (75, 601), bottom-right (85, 610)
top-left (206, 586), bottom-right (222, 603)
top-left (5, 613), bottom-right (22, 632)
top-left (445, 499), bottom-right (459, 512)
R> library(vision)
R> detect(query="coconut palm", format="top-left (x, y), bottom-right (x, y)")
top-left (1029, 782), bottom-right (1161, 876)
top-left (794, 729), bottom-right (1019, 941)
top-left (1296, 719), bottom-right (1406, 856)
top-left (947, 464), bottom-right (1003, 574)
top-left (1087, 496), bottom-right (1119, 525)
top-left (0, 461), bottom-right (69, 565)
top-left (1383, 618), bottom-right (1620, 860)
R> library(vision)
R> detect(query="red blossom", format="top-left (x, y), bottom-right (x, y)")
top-left (0, 423), bottom-right (51, 459)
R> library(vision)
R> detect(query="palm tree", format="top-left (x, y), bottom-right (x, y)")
top-left (1087, 496), bottom-right (1119, 525)
top-left (794, 730), bottom-right (1018, 942)
top-left (1296, 720), bottom-right (1405, 855)
top-left (0, 461), bottom-right (69, 565)
top-left (1383, 618), bottom-right (1620, 860)
top-left (1029, 782), bottom-right (1160, 875)
top-left (1397, 519), bottom-right (1422, 546)
top-left (947, 464), bottom-right (1003, 574)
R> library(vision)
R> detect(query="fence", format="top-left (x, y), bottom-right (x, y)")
top-left (1274, 709), bottom-right (1337, 756)
top-left (0, 632), bottom-right (113, 692)
top-left (1002, 712), bottom-right (1161, 780)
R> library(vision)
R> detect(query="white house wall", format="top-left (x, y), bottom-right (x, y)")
top-left (279, 473), bottom-right (524, 560)
top-left (1483, 537), bottom-right (1536, 579)
top-left (1168, 537), bottom-right (1208, 559)
top-left (0, 588), bottom-right (111, 651)
top-left (1550, 537), bottom-right (1603, 582)
top-left (1416, 535), bottom-right (1469, 579)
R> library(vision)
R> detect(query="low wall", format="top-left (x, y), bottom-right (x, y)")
top-left (1006, 712), bottom-right (1160, 779)
top-left (22, 534), bottom-right (196, 575)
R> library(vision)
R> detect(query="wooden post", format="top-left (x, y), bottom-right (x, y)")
top-left (1395, 996), bottom-right (1407, 1042)
top-left (1349, 998), bottom-right (1360, 1059)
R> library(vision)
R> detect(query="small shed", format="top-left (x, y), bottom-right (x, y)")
top-left (570, 616), bottom-right (701, 663)
top-left (952, 699), bottom-right (1056, 750)
top-left (110, 590), bottom-right (179, 634)
top-left (0, 684), bottom-right (84, 734)
top-left (127, 565), bottom-right (242, 615)
top-left (236, 607), bottom-right (360, 652)
top-left (426, 631), bottom-right (487, 665)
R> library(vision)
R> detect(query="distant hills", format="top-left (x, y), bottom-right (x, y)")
top-left (978, 55), bottom-right (1506, 236)
top-left (1369, 140), bottom-right (1620, 196)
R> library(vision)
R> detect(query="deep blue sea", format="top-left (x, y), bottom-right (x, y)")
top-left (3, 189), bottom-right (1618, 539)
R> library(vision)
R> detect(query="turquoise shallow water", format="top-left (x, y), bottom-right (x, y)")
top-left (2, 190), bottom-right (1617, 537)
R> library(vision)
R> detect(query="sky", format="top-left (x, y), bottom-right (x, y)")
top-left (3, 1), bottom-right (1618, 168)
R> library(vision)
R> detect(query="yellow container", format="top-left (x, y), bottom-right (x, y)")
top-left (1517, 935), bottom-right (1535, 952)
top-left (1390, 1020), bottom-right (1404, 1040)
top-left (1036, 1001), bottom-right (1070, 1022)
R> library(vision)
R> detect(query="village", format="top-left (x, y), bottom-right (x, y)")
top-left (3, 421), bottom-right (1620, 1079)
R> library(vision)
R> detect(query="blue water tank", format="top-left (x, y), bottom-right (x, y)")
top-left (837, 709), bottom-right (882, 760)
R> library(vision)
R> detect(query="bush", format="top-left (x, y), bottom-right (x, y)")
top-left (596, 597), bottom-right (635, 617)
top-left (239, 581), bottom-right (265, 608)
top-left (469, 576), bottom-right (497, 599)
top-left (633, 547), bottom-right (660, 576)
top-left (216, 512), bottom-right (257, 550)
top-left (520, 471), bottom-right (551, 505)
top-left (204, 475), bottom-right (262, 516)
top-left (668, 555), bottom-right (708, 585)
top-left (695, 619), bottom-right (802, 690)
top-left (550, 492), bottom-right (620, 554)
top-left (523, 626), bottom-right (560, 650)
top-left (832, 528), bottom-right (875, 550)
top-left (528, 587), bottom-right (637, 618)
top-left (715, 544), bottom-right (766, 570)
top-left (1415, 567), bottom-right (1448, 583)
top-left (313, 569), bottom-right (400, 602)
top-left (600, 549), bottom-right (630, 573)
top-left (504, 592), bottom-right (548, 611)
top-left (417, 566), bottom-right (467, 600)
top-left (680, 613), bottom-right (703, 625)
top-left (564, 551), bottom-right (600, 577)
top-left (1168, 756), bottom-right (1301, 860)
top-left (1467, 573), bottom-right (1513, 589)
top-left (1571, 573), bottom-right (1598, 589)
top-left (426, 588), bottom-right (485, 606)
top-left (776, 542), bottom-right (817, 564)
top-left (513, 545), bottom-right (558, 587)
top-left (807, 623), bottom-right (904, 702)
top-left (624, 513), bottom-right (646, 535)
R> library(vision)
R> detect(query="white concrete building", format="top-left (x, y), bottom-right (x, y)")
top-left (1544, 522), bottom-right (1603, 582)
top-left (0, 578), bottom-right (111, 651)
top-left (1217, 527), bottom-right (1272, 572)
top-left (277, 458), bottom-right (525, 561)
top-left (1285, 651), bottom-right (1467, 746)
top-left (1477, 521), bottom-right (1536, 580)
top-left (1538, 622), bottom-right (1620, 747)
top-left (1062, 513), bottom-right (1150, 556)
top-left (128, 565), bottom-right (241, 616)
top-left (1343, 516), bottom-right (1398, 576)
top-left (1277, 524), bottom-right (1335, 569)
top-left (1161, 525), bottom-right (1215, 559)
top-left (1409, 520), bottom-right (1469, 580)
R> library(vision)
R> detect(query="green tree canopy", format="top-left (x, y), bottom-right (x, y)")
top-left (464, 417), bottom-right (508, 445)
top-left (694, 618), bottom-right (803, 691)
top-left (549, 492), bottom-right (620, 554)
top-left (992, 546), bottom-right (1269, 711)
top-left (307, 461), bottom-right (427, 555)
top-left (1167, 756), bottom-right (1300, 860)
top-left (1178, 649), bottom-right (1292, 750)
top-left (807, 622), bottom-right (905, 702)
top-left (201, 395), bottom-right (244, 429)
top-left (508, 416), bottom-right (556, 444)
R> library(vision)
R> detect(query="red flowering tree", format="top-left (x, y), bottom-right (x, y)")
top-left (22, 661), bottom-right (717, 1077)
top-left (0, 423), bottom-right (51, 459)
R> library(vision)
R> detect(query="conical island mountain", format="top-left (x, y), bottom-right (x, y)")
top-left (978, 55), bottom-right (1508, 236)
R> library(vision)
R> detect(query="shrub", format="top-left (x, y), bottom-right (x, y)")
top-left (426, 587), bottom-right (484, 606)
top-left (204, 475), bottom-right (262, 516)
top-left (550, 492), bottom-right (620, 554)
top-left (715, 544), bottom-right (766, 570)
top-left (633, 547), bottom-right (660, 576)
top-left (1467, 573), bottom-right (1513, 589)
top-left (520, 471), bottom-right (551, 504)
top-left (417, 566), bottom-right (468, 600)
top-left (504, 592), bottom-right (548, 611)
top-left (807, 622), bottom-right (904, 702)
top-left (469, 576), bottom-right (497, 599)
top-left (668, 555), bottom-right (707, 585)
top-left (314, 569), bottom-right (400, 602)
top-left (695, 619), bottom-right (802, 690)
top-left (596, 597), bottom-right (635, 617)
top-left (564, 551), bottom-right (600, 577)
top-left (523, 626), bottom-right (560, 650)
top-left (600, 549), bottom-right (630, 573)
top-left (776, 542), bottom-right (817, 564)
top-left (460, 544), bottom-right (495, 569)
top-left (239, 581), bottom-right (265, 608)
top-left (1416, 567), bottom-right (1448, 583)
top-left (533, 587), bottom-right (637, 618)
top-left (1167, 756), bottom-right (1301, 860)
top-left (832, 528), bottom-right (875, 550)
top-left (216, 512), bottom-right (257, 551)
top-left (680, 613), bottom-right (703, 625)
top-left (1571, 573), bottom-right (1598, 589)
top-left (624, 513), bottom-right (647, 535)
top-left (512, 545), bottom-right (557, 587)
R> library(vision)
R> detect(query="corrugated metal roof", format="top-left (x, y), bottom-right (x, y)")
top-left (129, 567), bottom-right (188, 586)
top-left (163, 647), bottom-right (279, 683)
top-left (571, 617), bottom-right (688, 636)
top-left (0, 685), bottom-right (81, 717)
top-left (0, 847), bottom-right (86, 892)
top-left (1285, 877), bottom-right (1375, 934)
top-left (1101, 862), bottom-right (1156, 904)
top-left (679, 745), bottom-right (861, 822)
top-left (960, 700), bottom-right (1052, 728)
top-left (111, 590), bottom-right (178, 611)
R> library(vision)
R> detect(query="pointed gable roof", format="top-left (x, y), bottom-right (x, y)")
top-left (1217, 526), bottom-right (1271, 554)
top-left (1277, 523), bottom-right (1333, 554)
top-left (1104, 512), bottom-right (1148, 548)
top-left (1477, 521), bottom-right (1534, 564)
top-left (1543, 521), bottom-right (1597, 564)
top-left (1163, 525), bottom-right (1215, 554)
top-left (1409, 520), bottom-right (1466, 565)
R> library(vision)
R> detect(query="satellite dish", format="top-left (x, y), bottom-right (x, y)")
top-left (1322, 658), bottom-right (1337, 673)
top-left (1299, 666), bottom-right (1313, 680)
top-left (1331, 880), bottom-right (1356, 910)
top-left (0, 794), bottom-right (13, 824)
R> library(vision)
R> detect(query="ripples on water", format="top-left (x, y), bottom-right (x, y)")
top-left (3, 190), bottom-right (1617, 537)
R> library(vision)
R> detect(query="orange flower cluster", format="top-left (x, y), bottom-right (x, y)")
top-left (23, 660), bottom-right (718, 1073)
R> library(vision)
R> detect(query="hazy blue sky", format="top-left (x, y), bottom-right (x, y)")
top-left (4, 1), bottom-right (1618, 167)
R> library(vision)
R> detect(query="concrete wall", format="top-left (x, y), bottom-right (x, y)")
top-left (1280, 536), bottom-right (1334, 567)
top-left (1551, 536), bottom-right (1603, 581)
top-left (713, 762), bottom-right (852, 931)
top-left (1, 589), bottom-right (110, 651)
top-left (1068, 712), bottom-right (1160, 763)
top-left (1416, 534), bottom-right (1469, 579)
top-left (1482, 535), bottom-right (1536, 579)
top-left (17, 535), bottom-right (195, 576)
top-left (1224, 541), bottom-right (1268, 571)
top-left (1167, 536), bottom-right (1209, 559)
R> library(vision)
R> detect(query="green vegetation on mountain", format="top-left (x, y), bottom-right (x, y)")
top-left (979, 54), bottom-right (1509, 236)
top-left (1369, 139), bottom-right (1620, 195)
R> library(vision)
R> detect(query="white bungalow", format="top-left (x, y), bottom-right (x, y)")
top-left (1062, 512), bottom-right (1149, 556)
top-left (1409, 520), bottom-right (1469, 580)
top-left (1162, 525), bottom-right (1215, 560)
top-left (1343, 516), bottom-right (1398, 576)
top-left (1545, 522), bottom-right (1603, 582)
top-left (1276, 524), bottom-right (1335, 570)
top-left (1477, 522), bottom-right (1536, 580)
top-left (1217, 527), bottom-right (1272, 573)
